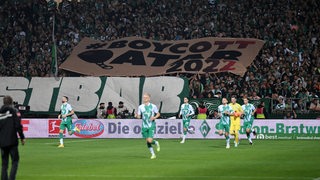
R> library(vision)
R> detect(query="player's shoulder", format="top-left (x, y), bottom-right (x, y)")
top-left (150, 103), bottom-right (158, 109)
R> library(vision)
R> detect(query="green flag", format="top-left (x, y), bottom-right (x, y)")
top-left (51, 43), bottom-right (58, 77)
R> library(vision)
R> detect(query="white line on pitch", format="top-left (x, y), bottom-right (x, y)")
top-left (44, 139), bottom-right (100, 144)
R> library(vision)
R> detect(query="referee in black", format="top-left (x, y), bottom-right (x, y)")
top-left (0, 96), bottom-right (25, 180)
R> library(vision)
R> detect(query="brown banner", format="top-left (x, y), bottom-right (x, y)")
top-left (60, 37), bottom-right (265, 76)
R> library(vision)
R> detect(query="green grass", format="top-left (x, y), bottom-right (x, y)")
top-left (12, 139), bottom-right (320, 180)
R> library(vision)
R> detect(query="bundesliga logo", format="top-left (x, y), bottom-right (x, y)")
top-left (48, 120), bottom-right (62, 134)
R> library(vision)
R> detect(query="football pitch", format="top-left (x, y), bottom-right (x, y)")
top-left (15, 139), bottom-right (320, 180)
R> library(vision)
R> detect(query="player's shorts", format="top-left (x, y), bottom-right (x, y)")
top-left (142, 127), bottom-right (155, 138)
top-left (182, 119), bottom-right (190, 129)
top-left (60, 119), bottom-right (73, 131)
top-left (230, 116), bottom-right (241, 133)
top-left (218, 123), bottom-right (230, 134)
top-left (243, 121), bottom-right (253, 129)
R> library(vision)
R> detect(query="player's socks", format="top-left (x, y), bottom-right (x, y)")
top-left (226, 136), bottom-right (230, 149)
top-left (226, 143), bottom-right (230, 149)
top-left (252, 128), bottom-right (257, 136)
top-left (246, 132), bottom-right (251, 141)
top-left (187, 128), bottom-right (194, 134)
top-left (58, 138), bottom-right (64, 147)
top-left (155, 141), bottom-right (160, 152)
top-left (147, 142), bottom-right (155, 156)
top-left (59, 132), bottom-right (63, 139)
top-left (226, 135), bottom-right (230, 148)
top-left (59, 133), bottom-right (64, 146)
top-left (180, 135), bottom-right (186, 143)
top-left (246, 131), bottom-right (250, 137)
top-left (234, 132), bottom-right (239, 147)
top-left (249, 137), bottom-right (253, 145)
top-left (149, 147), bottom-right (155, 155)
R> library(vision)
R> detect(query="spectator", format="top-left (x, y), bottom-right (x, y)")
top-left (213, 91), bottom-right (222, 98)
top-left (309, 99), bottom-right (320, 111)
top-left (275, 96), bottom-right (286, 111)
top-left (106, 102), bottom-right (117, 119)
top-left (1, 0), bottom-right (320, 119)
top-left (211, 109), bottom-right (220, 119)
top-left (195, 101), bottom-right (209, 120)
top-left (284, 110), bottom-right (297, 119)
top-left (116, 101), bottom-right (129, 119)
top-left (255, 101), bottom-right (267, 119)
top-left (96, 102), bottom-right (106, 119)
top-left (250, 91), bottom-right (261, 100)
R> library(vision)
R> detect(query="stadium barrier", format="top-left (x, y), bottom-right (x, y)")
top-left (22, 119), bottom-right (320, 140)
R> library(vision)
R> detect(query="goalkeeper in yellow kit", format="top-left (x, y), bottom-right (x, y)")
top-left (229, 96), bottom-right (243, 147)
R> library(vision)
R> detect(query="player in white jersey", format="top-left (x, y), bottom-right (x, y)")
top-left (241, 98), bottom-right (257, 145)
top-left (135, 93), bottom-right (160, 159)
top-left (217, 98), bottom-right (234, 149)
top-left (179, 97), bottom-right (195, 144)
top-left (58, 96), bottom-right (80, 148)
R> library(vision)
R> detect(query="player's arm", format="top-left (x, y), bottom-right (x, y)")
top-left (135, 106), bottom-right (141, 119)
top-left (151, 112), bottom-right (160, 121)
top-left (150, 105), bottom-right (160, 121)
top-left (240, 106), bottom-right (245, 118)
top-left (178, 105), bottom-right (183, 118)
top-left (135, 114), bottom-right (141, 119)
top-left (238, 104), bottom-right (244, 115)
top-left (228, 106), bottom-right (234, 115)
top-left (58, 110), bottom-right (61, 119)
top-left (252, 108), bottom-right (257, 116)
top-left (189, 105), bottom-right (195, 116)
top-left (217, 107), bottom-right (223, 117)
top-left (62, 109), bottom-right (74, 118)
top-left (14, 109), bottom-right (25, 145)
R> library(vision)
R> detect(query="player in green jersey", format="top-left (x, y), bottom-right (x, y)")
top-left (58, 96), bottom-right (80, 148)
top-left (135, 93), bottom-right (160, 159)
top-left (179, 97), bottom-right (195, 144)
top-left (241, 98), bottom-right (257, 145)
top-left (217, 98), bottom-right (234, 149)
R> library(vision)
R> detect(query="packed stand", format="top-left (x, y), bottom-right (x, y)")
top-left (0, 0), bottom-right (319, 116)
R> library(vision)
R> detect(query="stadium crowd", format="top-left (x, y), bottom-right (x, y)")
top-left (0, 0), bottom-right (319, 116)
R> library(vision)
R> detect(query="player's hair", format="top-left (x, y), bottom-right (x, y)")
top-left (143, 93), bottom-right (151, 97)
top-left (63, 96), bottom-right (69, 101)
